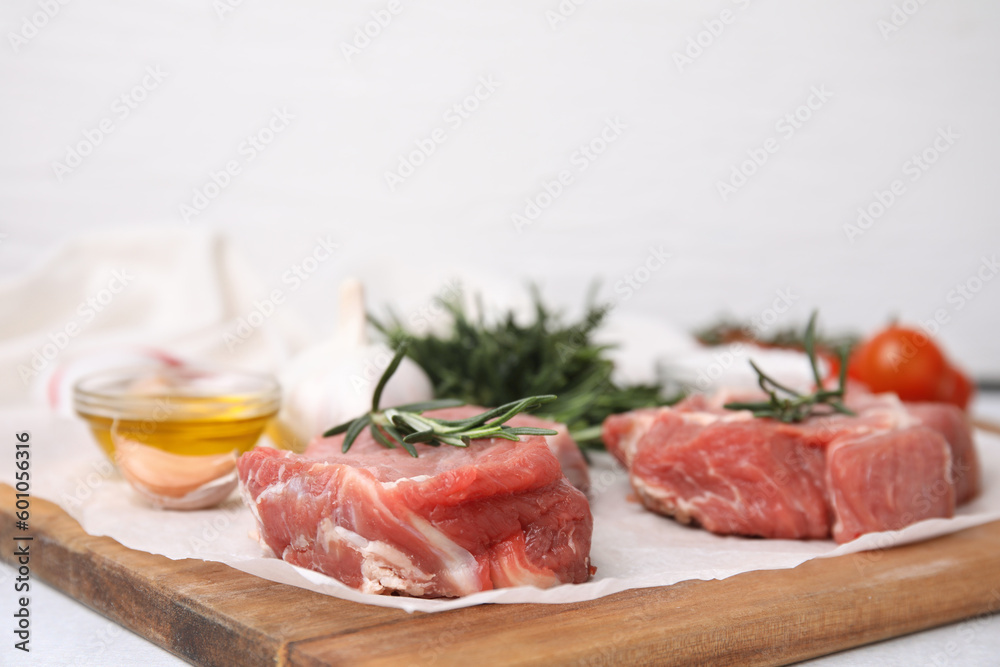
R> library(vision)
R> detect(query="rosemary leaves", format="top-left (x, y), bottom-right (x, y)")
top-left (322, 345), bottom-right (558, 457)
top-left (723, 312), bottom-right (855, 423)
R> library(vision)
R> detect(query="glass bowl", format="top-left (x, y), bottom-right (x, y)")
top-left (73, 366), bottom-right (280, 510)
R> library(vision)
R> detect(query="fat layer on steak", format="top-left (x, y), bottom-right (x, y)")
top-left (602, 392), bottom-right (979, 544)
top-left (238, 425), bottom-right (592, 597)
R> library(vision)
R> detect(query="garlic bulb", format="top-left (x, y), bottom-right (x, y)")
top-left (271, 279), bottom-right (434, 451)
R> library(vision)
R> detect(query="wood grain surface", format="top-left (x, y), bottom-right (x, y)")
top-left (972, 418), bottom-right (1000, 437)
top-left (3, 483), bottom-right (1000, 666)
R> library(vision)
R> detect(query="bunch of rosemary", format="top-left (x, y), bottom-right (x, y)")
top-left (370, 286), bottom-right (677, 449)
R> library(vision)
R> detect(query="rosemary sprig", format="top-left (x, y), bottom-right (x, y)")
top-left (723, 311), bottom-right (855, 423)
top-left (322, 345), bottom-right (558, 457)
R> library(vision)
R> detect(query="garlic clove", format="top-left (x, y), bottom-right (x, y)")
top-left (114, 435), bottom-right (239, 510)
top-left (271, 279), bottom-right (435, 452)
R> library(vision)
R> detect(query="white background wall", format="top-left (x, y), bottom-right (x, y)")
top-left (2, 0), bottom-right (999, 375)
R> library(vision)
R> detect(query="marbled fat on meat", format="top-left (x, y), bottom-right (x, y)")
top-left (238, 426), bottom-right (592, 597)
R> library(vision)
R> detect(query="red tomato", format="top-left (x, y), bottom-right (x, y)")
top-left (848, 325), bottom-right (974, 409)
top-left (848, 327), bottom-right (947, 400)
top-left (933, 365), bottom-right (974, 410)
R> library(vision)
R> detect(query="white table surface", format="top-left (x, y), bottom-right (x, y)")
top-left (2, 394), bottom-right (998, 666)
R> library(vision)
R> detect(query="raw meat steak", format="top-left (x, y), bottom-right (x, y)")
top-left (622, 413), bottom-right (831, 539)
top-left (602, 391), bottom-right (979, 544)
top-left (495, 410), bottom-right (591, 494)
top-left (904, 402), bottom-right (980, 504)
top-left (304, 405), bottom-right (590, 494)
top-left (238, 428), bottom-right (592, 597)
top-left (826, 426), bottom-right (954, 543)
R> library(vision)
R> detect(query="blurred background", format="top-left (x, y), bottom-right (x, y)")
top-left (1, 0), bottom-right (998, 379)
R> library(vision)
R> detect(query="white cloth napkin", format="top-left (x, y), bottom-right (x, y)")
top-left (0, 227), bottom-right (315, 411)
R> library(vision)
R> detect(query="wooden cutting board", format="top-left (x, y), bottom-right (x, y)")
top-left (3, 482), bottom-right (1000, 666)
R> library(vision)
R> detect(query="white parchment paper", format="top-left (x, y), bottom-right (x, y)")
top-left (6, 406), bottom-right (1000, 614)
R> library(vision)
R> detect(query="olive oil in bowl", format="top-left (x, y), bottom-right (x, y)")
top-left (74, 366), bottom-right (280, 509)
